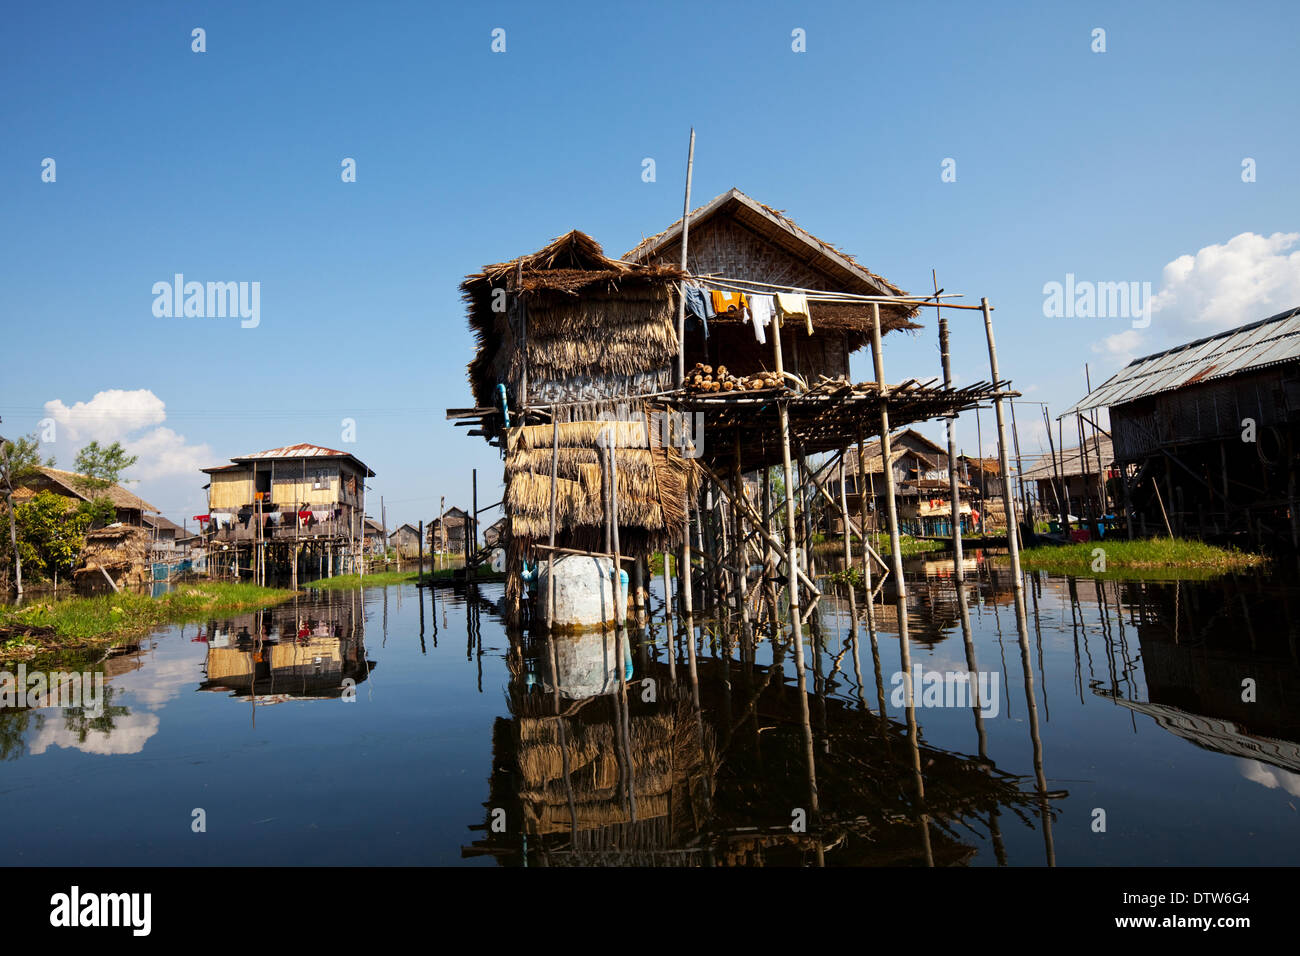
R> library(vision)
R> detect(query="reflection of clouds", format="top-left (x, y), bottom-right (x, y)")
top-left (28, 711), bottom-right (160, 756)
top-left (115, 656), bottom-right (199, 710)
top-left (1239, 758), bottom-right (1300, 797)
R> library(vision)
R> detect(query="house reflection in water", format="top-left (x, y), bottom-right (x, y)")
top-left (1088, 574), bottom-right (1300, 784)
top-left (198, 590), bottom-right (375, 703)
top-left (465, 606), bottom-right (1059, 867)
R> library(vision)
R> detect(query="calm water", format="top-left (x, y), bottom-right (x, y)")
top-left (2, 557), bottom-right (1298, 866)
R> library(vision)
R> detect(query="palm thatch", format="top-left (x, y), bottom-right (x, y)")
top-left (503, 417), bottom-right (697, 555)
top-left (463, 230), bottom-right (684, 412)
top-left (72, 525), bottom-right (152, 593)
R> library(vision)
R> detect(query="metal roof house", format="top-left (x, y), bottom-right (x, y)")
top-left (1065, 306), bottom-right (1300, 546)
top-left (199, 443), bottom-right (375, 580)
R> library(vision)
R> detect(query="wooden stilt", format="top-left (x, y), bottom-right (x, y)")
top-left (981, 297), bottom-right (1024, 593)
top-left (870, 300), bottom-right (929, 863)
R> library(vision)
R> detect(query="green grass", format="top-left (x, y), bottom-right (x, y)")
top-left (307, 564), bottom-right (505, 591)
top-left (0, 581), bottom-right (298, 658)
top-left (1014, 537), bottom-right (1266, 578)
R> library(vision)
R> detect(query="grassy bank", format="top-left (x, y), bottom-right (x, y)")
top-left (307, 564), bottom-right (505, 591)
top-left (1014, 538), bottom-right (1265, 577)
top-left (0, 582), bottom-right (298, 660)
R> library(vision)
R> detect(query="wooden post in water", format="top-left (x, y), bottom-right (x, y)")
top-left (981, 297), bottom-right (1024, 591)
top-left (773, 304), bottom-right (819, 820)
top-left (675, 129), bottom-right (695, 388)
top-left (870, 300), bottom-right (929, 861)
top-left (936, 275), bottom-right (965, 582)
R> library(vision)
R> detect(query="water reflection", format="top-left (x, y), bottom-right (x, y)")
top-left (198, 590), bottom-right (375, 703)
top-left (3, 556), bottom-right (1298, 866)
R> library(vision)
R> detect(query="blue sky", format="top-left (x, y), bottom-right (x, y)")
top-left (2, 0), bottom-right (1296, 528)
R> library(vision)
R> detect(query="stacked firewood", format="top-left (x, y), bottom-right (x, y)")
top-left (684, 363), bottom-right (783, 393)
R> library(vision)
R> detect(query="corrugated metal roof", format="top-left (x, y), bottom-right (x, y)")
top-left (205, 443), bottom-right (375, 477)
top-left (237, 443), bottom-right (349, 460)
top-left (1062, 305), bottom-right (1300, 416)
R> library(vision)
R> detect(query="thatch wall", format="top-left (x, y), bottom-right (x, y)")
top-left (73, 525), bottom-right (152, 593)
top-left (503, 418), bottom-right (697, 556)
top-left (463, 230), bottom-right (683, 416)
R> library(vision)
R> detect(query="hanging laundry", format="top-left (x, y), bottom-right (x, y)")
top-left (311, 510), bottom-right (330, 523)
top-left (746, 294), bottom-right (774, 344)
top-left (709, 289), bottom-right (748, 315)
top-left (775, 291), bottom-right (814, 335)
top-left (193, 514), bottom-right (211, 524)
top-left (682, 282), bottom-right (713, 339)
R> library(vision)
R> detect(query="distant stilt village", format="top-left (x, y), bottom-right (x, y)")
top-left (3, 189), bottom-right (1297, 605)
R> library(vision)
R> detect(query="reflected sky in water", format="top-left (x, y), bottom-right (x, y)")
top-left (2, 557), bottom-right (1297, 866)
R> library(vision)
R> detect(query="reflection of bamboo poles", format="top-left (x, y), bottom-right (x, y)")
top-left (1011, 564), bottom-right (1056, 866)
top-left (869, 301), bottom-right (931, 864)
top-left (774, 328), bottom-right (820, 847)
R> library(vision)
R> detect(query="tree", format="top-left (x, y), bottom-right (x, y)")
top-left (72, 441), bottom-right (138, 529)
top-left (72, 440), bottom-right (138, 494)
top-left (13, 491), bottom-right (94, 583)
top-left (0, 432), bottom-right (52, 598)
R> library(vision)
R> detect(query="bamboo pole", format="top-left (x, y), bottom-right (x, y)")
top-left (773, 307), bottom-right (819, 820)
top-left (870, 300), bottom-right (929, 862)
top-left (675, 129), bottom-right (695, 387)
top-left (981, 297), bottom-right (1024, 592)
top-left (936, 272), bottom-right (965, 581)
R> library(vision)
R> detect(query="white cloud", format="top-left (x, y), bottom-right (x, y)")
top-left (44, 389), bottom-right (166, 443)
top-left (125, 427), bottom-right (213, 482)
top-left (1090, 231), bottom-right (1300, 366)
top-left (1149, 231), bottom-right (1300, 338)
top-left (41, 389), bottom-right (210, 481)
top-left (1093, 328), bottom-right (1147, 366)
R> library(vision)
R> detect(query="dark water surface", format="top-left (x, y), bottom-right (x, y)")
top-left (3, 556), bottom-right (1297, 866)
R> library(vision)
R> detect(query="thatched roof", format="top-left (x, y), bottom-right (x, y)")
top-left (503, 418), bottom-right (697, 553)
top-left (19, 466), bottom-right (159, 514)
top-left (622, 188), bottom-right (921, 340)
top-left (73, 524), bottom-right (152, 592)
top-left (463, 231), bottom-right (685, 410)
top-left (843, 441), bottom-right (935, 477)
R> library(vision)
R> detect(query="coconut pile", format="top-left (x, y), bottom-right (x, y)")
top-left (683, 363), bottom-right (783, 394)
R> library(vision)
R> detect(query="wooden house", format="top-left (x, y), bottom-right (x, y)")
top-left (428, 506), bottom-right (470, 554)
top-left (831, 430), bottom-right (974, 536)
top-left (623, 188), bottom-right (920, 388)
top-left (199, 443), bottom-right (374, 579)
top-left (451, 191), bottom-right (997, 622)
top-left (388, 522), bottom-right (421, 556)
top-left (362, 517), bottom-right (386, 553)
top-left (1020, 436), bottom-right (1115, 520)
top-left (15, 466), bottom-right (159, 526)
top-left (482, 516), bottom-right (507, 548)
top-left (1065, 305), bottom-right (1300, 545)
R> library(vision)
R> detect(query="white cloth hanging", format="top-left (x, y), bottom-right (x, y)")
top-left (746, 294), bottom-right (773, 344)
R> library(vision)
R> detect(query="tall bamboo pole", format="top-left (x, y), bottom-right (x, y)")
top-left (675, 129), bottom-right (695, 387)
top-left (981, 297), bottom-right (1024, 592)
top-left (936, 272), bottom-right (965, 582)
top-left (870, 301), bottom-right (929, 863)
top-left (774, 307), bottom-right (819, 820)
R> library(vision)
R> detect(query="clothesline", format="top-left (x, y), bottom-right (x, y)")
top-left (688, 273), bottom-right (987, 310)
top-left (688, 273), bottom-right (958, 304)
